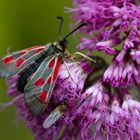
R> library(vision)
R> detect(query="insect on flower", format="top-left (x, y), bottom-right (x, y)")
top-left (0, 17), bottom-right (89, 116)
top-left (43, 103), bottom-right (67, 129)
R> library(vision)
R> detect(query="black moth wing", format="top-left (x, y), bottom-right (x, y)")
top-left (24, 53), bottom-right (62, 116)
top-left (0, 46), bottom-right (47, 77)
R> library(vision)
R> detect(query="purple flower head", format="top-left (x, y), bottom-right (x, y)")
top-left (55, 61), bottom-right (88, 101)
top-left (64, 0), bottom-right (140, 139)
top-left (103, 62), bottom-right (135, 87)
top-left (66, 0), bottom-right (140, 89)
top-left (96, 39), bottom-right (120, 55)
top-left (66, 0), bottom-right (140, 87)
top-left (3, 60), bottom-right (89, 140)
top-left (83, 82), bottom-right (106, 106)
top-left (74, 87), bottom-right (140, 140)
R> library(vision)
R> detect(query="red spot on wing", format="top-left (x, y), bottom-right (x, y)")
top-left (53, 57), bottom-right (62, 80)
top-left (16, 58), bottom-right (25, 68)
top-left (47, 76), bottom-right (53, 84)
top-left (35, 78), bottom-right (46, 86)
top-left (35, 48), bottom-right (44, 54)
top-left (48, 58), bottom-right (55, 69)
top-left (3, 55), bottom-right (14, 64)
top-left (39, 90), bottom-right (48, 102)
top-left (20, 51), bottom-right (27, 56)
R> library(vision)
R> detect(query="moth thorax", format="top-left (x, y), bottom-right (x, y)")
top-left (60, 103), bottom-right (67, 112)
top-left (56, 44), bottom-right (63, 51)
top-left (58, 39), bottom-right (67, 51)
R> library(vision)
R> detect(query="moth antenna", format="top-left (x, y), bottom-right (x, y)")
top-left (57, 16), bottom-right (64, 41)
top-left (62, 23), bottom-right (87, 41)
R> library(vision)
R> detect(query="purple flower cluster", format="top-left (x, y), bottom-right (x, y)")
top-left (66, 0), bottom-right (140, 86)
top-left (4, 61), bottom-right (90, 140)
top-left (66, 0), bottom-right (140, 139)
top-left (2, 0), bottom-right (140, 140)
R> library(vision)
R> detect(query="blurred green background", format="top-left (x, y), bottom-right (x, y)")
top-left (0, 1), bottom-right (74, 139)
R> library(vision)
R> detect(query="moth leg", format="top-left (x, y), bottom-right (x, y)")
top-left (72, 52), bottom-right (96, 62)
top-left (63, 61), bottom-right (78, 87)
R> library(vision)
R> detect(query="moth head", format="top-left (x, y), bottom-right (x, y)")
top-left (57, 16), bottom-right (87, 52)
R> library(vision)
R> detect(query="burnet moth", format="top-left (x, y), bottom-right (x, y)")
top-left (0, 17), bottom-right (87, 116)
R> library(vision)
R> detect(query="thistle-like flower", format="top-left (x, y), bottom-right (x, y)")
top-left (64, 0), bottom-right (140, 139)
top-left (3, 61), bottom-right (89, 140)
